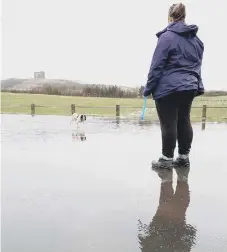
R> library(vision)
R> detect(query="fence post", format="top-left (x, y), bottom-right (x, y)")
top-left (31, 104), bottom-right (35, 116)
top-left (202, 105), bottom-right (207, 130)
top-left (116, 104), bottom-right (120, 117)
top-left (116, 104), bottom-right (120, 125)
top-left (71, 104), bottom-right (75, 114)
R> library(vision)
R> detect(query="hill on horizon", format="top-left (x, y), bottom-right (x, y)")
top-left (1, 78), bottom-right (135, 92)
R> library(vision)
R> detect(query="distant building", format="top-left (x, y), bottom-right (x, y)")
top-left (34, 71), bottom-right (45, 79)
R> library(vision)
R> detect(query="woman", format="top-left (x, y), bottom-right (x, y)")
top-left (143, 3), bottom-right (204, 169)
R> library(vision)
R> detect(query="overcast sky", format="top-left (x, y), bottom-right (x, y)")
top-left (1, 0), bottom-right (227, 90)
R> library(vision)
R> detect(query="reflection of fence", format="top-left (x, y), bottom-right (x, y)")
top-left (2, 103), bottom-right (227, 130)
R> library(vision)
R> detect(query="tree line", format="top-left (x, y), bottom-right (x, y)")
top-left (1, 84), bottom-right (227, 98)
top-left (1, 84), bottom-right (141, 98)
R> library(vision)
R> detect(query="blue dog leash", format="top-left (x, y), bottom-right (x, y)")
top-left (141, 97), bottom-right (147, 120)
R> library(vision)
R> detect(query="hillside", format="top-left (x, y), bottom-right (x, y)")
top-left (1, 78), bottom-right (226, 97)
top-left (1, 78), bottom-right (135, 92)
top-left (1, 78), bottom-right (85, 90)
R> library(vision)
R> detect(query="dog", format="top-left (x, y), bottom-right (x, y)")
top-left (70, 113), bottom-right (87, 136)
top-left (70, 113), bottom-right (87, 124)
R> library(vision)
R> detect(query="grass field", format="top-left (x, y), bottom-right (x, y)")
top-left (1, 92), bottom-right (227, 122)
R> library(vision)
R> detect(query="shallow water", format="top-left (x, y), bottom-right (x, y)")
top-left (1, 114), bottom-right (227, 252)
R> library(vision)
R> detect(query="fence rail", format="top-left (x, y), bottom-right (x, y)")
top-left (2, 103), bottom-right (227, 130)
top-left (2, 104), bottom-right (227, 109)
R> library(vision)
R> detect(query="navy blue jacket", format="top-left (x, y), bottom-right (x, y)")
top-left (143, 22), bottom-right (204, 100)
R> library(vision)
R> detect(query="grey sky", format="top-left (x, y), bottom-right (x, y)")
top-left (1, 0), bottom-right (226, 90)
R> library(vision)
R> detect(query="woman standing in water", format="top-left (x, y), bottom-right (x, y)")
top-left (143, 3), bottom-right (204, 169)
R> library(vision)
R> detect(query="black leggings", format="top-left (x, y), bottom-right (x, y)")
top-left (155, 91), bottom-right (196, 158)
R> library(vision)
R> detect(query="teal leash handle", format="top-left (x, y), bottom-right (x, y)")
top-left (141, 97), bottom-right (147, 120)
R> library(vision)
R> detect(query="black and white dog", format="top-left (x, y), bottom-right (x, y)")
top-left (70, 113), bottom-right (87, 137)
top-left (70, 113), bottom-right (87, 124)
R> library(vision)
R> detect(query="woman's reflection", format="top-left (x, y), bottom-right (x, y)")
top-left (138, 167), bottom-right (196, 252)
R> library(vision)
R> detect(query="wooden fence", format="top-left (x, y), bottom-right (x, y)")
top-left (26, 103), bottom-right (227, 131)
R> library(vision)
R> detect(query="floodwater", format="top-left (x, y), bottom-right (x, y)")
top-left (1, 114), bottom-right (227, 252)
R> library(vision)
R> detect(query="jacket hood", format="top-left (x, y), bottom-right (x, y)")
top-left (156, 22), bottom-right (199, 38)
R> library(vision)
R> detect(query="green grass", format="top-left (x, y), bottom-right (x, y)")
top-left (1, 92), bottom-right (227, 122)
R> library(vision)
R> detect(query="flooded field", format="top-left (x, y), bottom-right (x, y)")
top-left (1, 114), bottom-right (227, 252)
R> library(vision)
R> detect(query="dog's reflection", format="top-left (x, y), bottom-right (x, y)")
top-left (138, 167), bottom-right (196, 252)
top-left (72, 130), bottom-right (87, 141)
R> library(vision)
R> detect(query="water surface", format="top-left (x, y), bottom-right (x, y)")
top-left (1, 114), bottom-right (227, 252)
